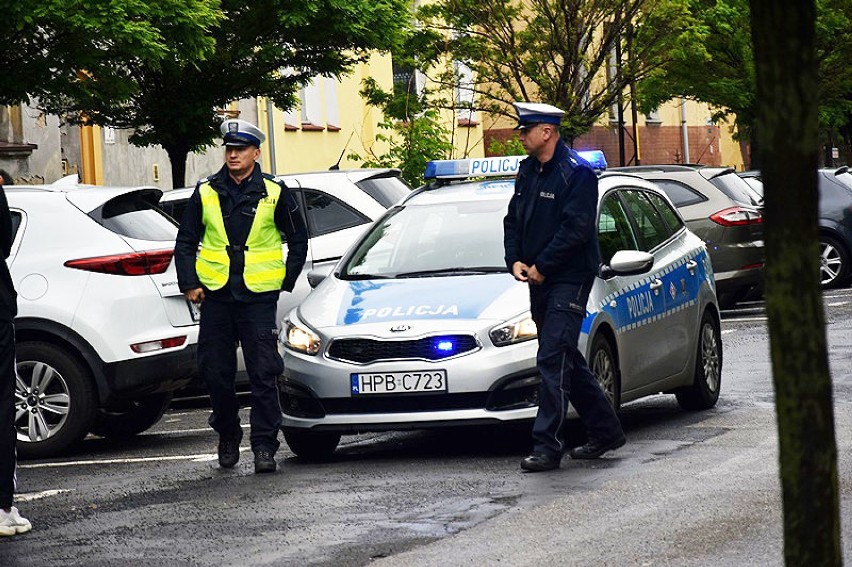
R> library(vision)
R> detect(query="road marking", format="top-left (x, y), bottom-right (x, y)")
top-left (826, 301), bottom-right (846, 307)
top-left (721, 329), bottom-right (735, 334)
top-left (16, 450), bottom-right (249, 469)
top-left (15, 489), bottom-right (72, 501)
top-left (142, 423), bottom-right (250, 437)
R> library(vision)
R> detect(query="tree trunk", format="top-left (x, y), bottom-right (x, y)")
top-left (165, 144), bottom-right (190, 189)
top-left (749, 1), bottom-right (842, 565)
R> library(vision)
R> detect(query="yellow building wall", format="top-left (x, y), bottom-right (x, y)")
top-left (260, 51), bottom-right (484, 175)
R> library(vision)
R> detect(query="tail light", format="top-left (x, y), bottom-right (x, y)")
top-left (709, 207), bottom-right (763, 227)
top-left (64, 249), bottom-right (174, 275)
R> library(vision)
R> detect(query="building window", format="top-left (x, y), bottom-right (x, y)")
top-left (455, 61), bottom-right (477, 126)
top-left (300, 79), bottom-right (324, 130)
top-left (324, 77), bottom-right (341, 131)
top-left (645, 109), bottom-right (662, 124)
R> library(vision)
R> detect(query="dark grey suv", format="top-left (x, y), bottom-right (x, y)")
top-left (611, 165), bottom-right (764, 309)
top-left (740, 167), bottom-right (852, 288)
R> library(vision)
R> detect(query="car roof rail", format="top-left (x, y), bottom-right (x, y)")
top-left (700, 166), bottom-right (737, 180)
top-left (609, 164), bottom-right (698, 173)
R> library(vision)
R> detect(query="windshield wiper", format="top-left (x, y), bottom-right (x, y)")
top-left (395, 266), bottom-right (508, 278)
top-left (339, 273), bottom-right (393, 280)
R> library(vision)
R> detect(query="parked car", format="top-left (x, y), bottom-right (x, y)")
top-left (739, 167), bottom-right (852, 287)
top-left (9, 179), bottom-right (198, 457)
top-left (277, 157), bottom-right (722, 460)
top-left (610, 165), bottom-right (764, 309)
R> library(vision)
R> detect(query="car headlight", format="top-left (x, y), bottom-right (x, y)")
top-left (282, 318), bottom-right (321, 355)
top-left (489, 312), bottom-right (537, 346)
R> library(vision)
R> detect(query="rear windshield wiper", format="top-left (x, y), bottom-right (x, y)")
top-left (339, 273), bottom-right (393, 280)
top-left (395, 266), bottom-right (508, 278)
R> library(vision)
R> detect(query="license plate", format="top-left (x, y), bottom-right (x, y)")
top-left (187, 300), bottom-right (201, 322)
top-left (350, 370), bottom-right (447, 395)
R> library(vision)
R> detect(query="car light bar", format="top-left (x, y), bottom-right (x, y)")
top-left (423, 150), bottom-right (607, 180)
top-left (576, 150), bottom-right (608, 171)
top-left (424, 156), bottom-right (524, 180)
top-left (130, 336), bottom-right (187, 353)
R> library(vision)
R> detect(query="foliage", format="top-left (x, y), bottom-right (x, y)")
top-left (16, 0), bottom-right (411, 187)
top-left (487, 136), bottom-right (525, 157)
top-left (349, 79), bottom-right (454, 187)
top-left (637, 0), bottom-right (852, 146)
top-left (411, 0), bottom-right (699, 143)
top-left (0, 0), bottom-right (220, 106)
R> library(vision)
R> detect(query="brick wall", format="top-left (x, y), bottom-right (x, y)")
top-left (484, 124), bottom-right (723, 167)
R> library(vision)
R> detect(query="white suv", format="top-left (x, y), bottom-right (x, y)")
top-left (10, 179), bottom-right (199, 458)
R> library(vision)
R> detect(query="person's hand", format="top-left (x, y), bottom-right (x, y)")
top-left (526, 265), bottom-right (545, 285)
top-left (184, 288), bottom-right (205, 304)
top-left (512, 261), bottom-right (530, 282)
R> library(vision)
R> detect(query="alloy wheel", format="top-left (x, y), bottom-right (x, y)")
top-left (15, 361), bottom-right (71, 442)
top-left (700, 323), bottom-right (721, 394)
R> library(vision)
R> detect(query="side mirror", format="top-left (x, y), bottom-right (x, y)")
top-left (601, 250), bottom-right (654, 279)
top-left (307, 263), bottom-right (335, 288)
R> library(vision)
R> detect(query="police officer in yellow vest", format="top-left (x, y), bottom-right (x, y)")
top-left (175, 119), bottom-right (308, 474)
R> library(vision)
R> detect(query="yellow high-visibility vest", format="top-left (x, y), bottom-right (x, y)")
top-left (195, 179), bottom-right (285, 293)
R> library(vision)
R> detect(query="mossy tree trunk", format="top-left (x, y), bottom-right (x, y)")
top-left (749, 1), bottom-right (842, 564)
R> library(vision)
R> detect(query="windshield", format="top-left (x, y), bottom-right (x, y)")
top-left (341, 199), bottom-right (508, 279)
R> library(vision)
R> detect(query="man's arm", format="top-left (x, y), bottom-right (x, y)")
top-left (174, 185), bottom-right (205, 295)
top-left (534, 166), bottom-right (598, 277)
top-left (274, 184), bottom-right (308, 293)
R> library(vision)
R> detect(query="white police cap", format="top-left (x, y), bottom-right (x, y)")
top-left (220, 119), bottom-right (266, 147)
top-left (513, 102), bottom-right (565, 130)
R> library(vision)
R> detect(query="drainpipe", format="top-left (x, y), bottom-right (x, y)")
top-left (681, 97), bottom-right (690, 164)
top-left (266, 98), bottom-right (277, 175)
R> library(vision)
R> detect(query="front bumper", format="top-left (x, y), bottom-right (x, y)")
top-left (280, 340), bottom-right (540, 432)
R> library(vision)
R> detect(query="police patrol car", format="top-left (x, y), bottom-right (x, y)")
top-left (278, 154), bottom-right (722, 459)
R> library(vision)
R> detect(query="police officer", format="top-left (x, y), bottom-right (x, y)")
top-left (175, 119), bottom-right (308, 474)
top-left (503, 102), bottom-right (625, 472)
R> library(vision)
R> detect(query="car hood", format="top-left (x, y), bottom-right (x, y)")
top-left (296, 273), bottom-right (529, 330)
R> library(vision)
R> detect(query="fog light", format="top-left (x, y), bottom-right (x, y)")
top-left (130, 336), bottom-right (187, 353)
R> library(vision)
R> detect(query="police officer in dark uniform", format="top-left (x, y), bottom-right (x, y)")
top-left (503, 102), bottom-right (625, 472)
top-left (175, 119), bottom-right (308, 474)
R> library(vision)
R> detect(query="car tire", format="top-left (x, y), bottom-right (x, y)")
top-left (676, 311), bottom-right (722, 410)
top-left (820, 235), bottom-right (849, 288)
top-left (589, 333), bottom-right (621, 411)
top-left (283, 428), bottom-right (341, 461)
top-left (90, 393), bottom-right (173, 439)
top-left (15, 342), bottom-right (97, 459)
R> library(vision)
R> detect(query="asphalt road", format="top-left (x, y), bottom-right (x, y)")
top-left (4, 290), bottom-right (852, 566)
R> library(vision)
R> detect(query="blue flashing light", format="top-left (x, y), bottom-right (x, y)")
top-left (424, 156), bottom-right (523, 180)
top-left (576, 150), bottom-right (608, 171)
top-left (435, 339), bottom-right (455, 352)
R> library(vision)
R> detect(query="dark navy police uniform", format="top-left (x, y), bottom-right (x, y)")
top-left (0, 184), bottom-right (18, 508)
top-left (175, 162), bottom-right (308, 456)
top-left (504, 141), bottom-right (624, 460)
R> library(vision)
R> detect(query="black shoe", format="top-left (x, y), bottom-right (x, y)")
top-left (254, 451), bottom-right (277, 474)
top-left (568, 435), bottom-right (626, 460)
top-left (520, 452), bottom-right (561, 472)
top-left (217, 437), bottom-right (241, 469)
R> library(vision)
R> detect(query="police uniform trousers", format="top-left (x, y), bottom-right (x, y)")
top-left (0, 320), bottom-right (17, 508)
top-left (198, 298), bottom-right (284, 454)
top-left (529, 279), bottom-right (623, 458)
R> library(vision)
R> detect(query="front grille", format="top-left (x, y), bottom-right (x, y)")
top-left (327, 335), bottom-right (479, 364)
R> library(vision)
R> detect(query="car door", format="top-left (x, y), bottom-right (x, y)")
top-left (618, 189), bottom-right (695, 383)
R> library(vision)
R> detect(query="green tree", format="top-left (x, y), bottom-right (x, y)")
top-left (30, 0), bottom-right (411, 187)
top-left (750, 0), bottom-right (842, 563)
top-left (349, 78), bottom-right (455, 187)
top-left (0, 0), bottom-right (219, 105)
top-left (638, 0), bottom-right (852, 166)
top-left (412, 0), bottom-right (698, 144)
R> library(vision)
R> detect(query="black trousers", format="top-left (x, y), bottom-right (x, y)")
top-left (0, 320), bottom-right (16, 508)
top-left (529, 280), bottom-right (623, 458)
top-left (197, 298), bottom-right (284, 454)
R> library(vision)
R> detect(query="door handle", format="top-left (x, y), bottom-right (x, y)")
top-left (650, 279), bottom-right (663, 295)
top-left (686, 260), bottom-right (697, 274)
